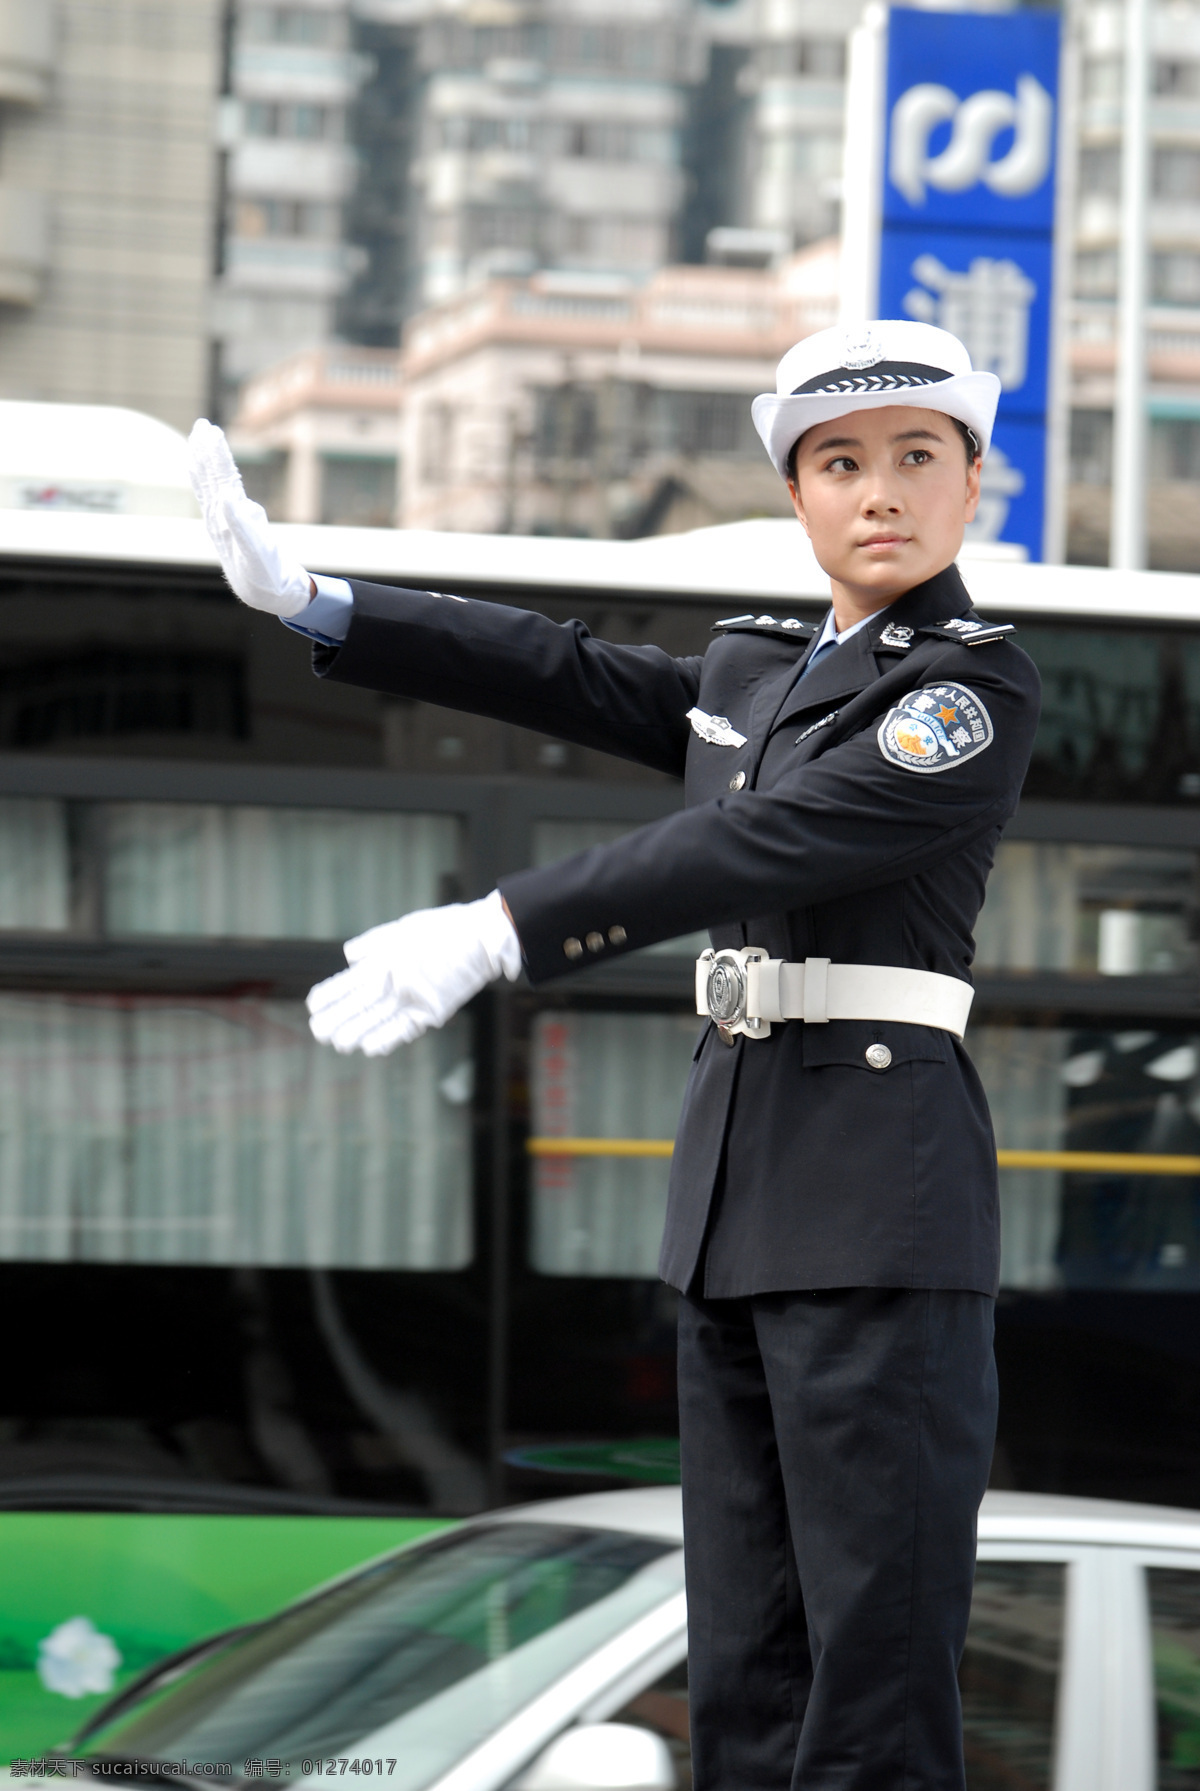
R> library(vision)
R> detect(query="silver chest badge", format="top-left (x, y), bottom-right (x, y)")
top-left (687, 707), bottom-right (748, 748)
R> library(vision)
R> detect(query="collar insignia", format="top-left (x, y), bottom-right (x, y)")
top-left (877, 622), bottom-right (914, 651)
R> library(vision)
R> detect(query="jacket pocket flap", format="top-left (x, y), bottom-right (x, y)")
top-left (800, 1019), bottom-right (949, 1069)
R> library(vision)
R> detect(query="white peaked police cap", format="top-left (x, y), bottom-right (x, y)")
top-left (751, 319), bottom-right (1002, 479)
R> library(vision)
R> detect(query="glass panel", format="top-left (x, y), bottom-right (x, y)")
top-left (976, 842), bottom-right (1199, 975)
top-left (76, 1523), bottom-right (683, 1789)
top-left (1018, 625), bottom-right (1200, 804)
top-left (0, 798), bottom-right (69, 929)
top-left (614, 1656), bottom-right (692, 1791)
top-left (605, 1565), bottom-right (1065, 1791)
top-left (530, 1011), bottom-right (698, 1277)
top-left (532, 820), bottom-right (706, 956)
top-left (103, 804), bottom-right (461, 940)
top-left (960, 1561), bottom-right (1065, 1789)
top-left (971, 1025), bottom-right (1200, 1289)
top-left (1148, 1567), bottom-right (1200, 1786)
top-left (0, 994), bottom-right (472, 1269)
top-left (970, 1027), bottom-right (1067, 1291)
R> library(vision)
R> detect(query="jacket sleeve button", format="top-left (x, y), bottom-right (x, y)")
top-left (729, 771), bottom-right (746, 791)
top-left (563, 937), bottom-right (583, 960)
top-left (865, 1043), bottom-right (892, 1070)
top-left (585, 931), bottom-right (605, 953)
top-left (608, 925), bottom-right (627, 946)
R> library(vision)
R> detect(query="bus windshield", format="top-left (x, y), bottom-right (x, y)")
top-left (72, 1523), bottom-right (683, 1789)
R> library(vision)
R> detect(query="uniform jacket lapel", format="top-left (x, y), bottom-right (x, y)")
top-left (749, 562), bottom-right (978, 772)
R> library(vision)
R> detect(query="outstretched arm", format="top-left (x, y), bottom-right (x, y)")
top-left (189, 420), bottom-right (700, 778)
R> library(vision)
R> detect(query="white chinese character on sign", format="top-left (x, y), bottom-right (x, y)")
top-left (963, 448), bottom-right (1026, 545)
top-left (904, 254), bottom-right (1036, 391)
top-left (951, 726), bottom-right (972, 748)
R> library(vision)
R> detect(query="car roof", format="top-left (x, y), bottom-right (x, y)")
top-left (473, 1485), bottom-right (1200, 1554)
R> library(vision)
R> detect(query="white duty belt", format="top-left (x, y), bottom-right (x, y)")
top-left (696, 947), bottom-right (974, 1045)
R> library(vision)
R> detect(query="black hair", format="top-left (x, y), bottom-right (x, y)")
top-left (785, 414), bottom-right (980, 486)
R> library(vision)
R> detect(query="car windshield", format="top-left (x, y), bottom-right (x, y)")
top-left (72, 1522), bottom-right (683, 1790)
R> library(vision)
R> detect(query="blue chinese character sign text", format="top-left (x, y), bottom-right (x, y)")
top-left (879, 8), bottom-right (1061, 559)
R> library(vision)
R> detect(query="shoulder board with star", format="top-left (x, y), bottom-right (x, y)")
top-left (919, 617), bottom-right (1016, 647)
top-left (711, 613), bottom-right (817, 642)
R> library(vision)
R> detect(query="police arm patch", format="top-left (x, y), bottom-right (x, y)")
top-left (877, 681), bottom-right (993, 775)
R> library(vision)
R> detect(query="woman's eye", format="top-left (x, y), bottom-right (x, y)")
top-left (901, 448), bottom-right (932, 465)
top-left (827, 456), bottom-right (858, 473)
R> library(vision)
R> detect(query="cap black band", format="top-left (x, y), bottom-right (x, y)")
top-left (791, 360), bottom-right (953, 397)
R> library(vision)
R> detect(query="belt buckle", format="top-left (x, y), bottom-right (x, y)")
top-left (704, 947), bottom-right (770, 1045)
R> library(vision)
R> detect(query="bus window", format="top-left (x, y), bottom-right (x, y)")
top-left (972, 1026), bottom-right (1200, 1290)
top-left (102, 804), bottom-right (462, 941)
top-left (0, 996), bottom-right (473, 1268)
top-left (1147, 1567), bottom-right (1200, 1786)
top-left (530, 1011), bottom-right (697, 1276)
top-left (1019, 625), bottom-right (1200, 804)
top-left (0, 799), bottom-right (70, 929)
top-left (976, 842), bottom-right (1199, 976)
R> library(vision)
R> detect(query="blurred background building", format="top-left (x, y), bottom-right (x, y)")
top-left (0, 0), bottom-right (221, 432)
top-left (6, 0), bottom-right (1200, 558)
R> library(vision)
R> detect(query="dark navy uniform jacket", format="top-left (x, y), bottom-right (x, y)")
top-left (312, 560), bottom-right (1041, 1300)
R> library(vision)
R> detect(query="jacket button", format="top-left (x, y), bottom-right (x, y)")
top-left (586, 931), bottom-right (605, 953)
top-left (729, 771), bottom-right (746, 791)
top-left (865, 1043), bottom-right (892, 1070)
top-left (563, 937), bottom-right (583, 960)
top-left (608, 925), bottom-right (627, 945)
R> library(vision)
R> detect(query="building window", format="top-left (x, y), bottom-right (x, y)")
top-left (1082, 56), bottom-right (1122, 101)
top-left (321, 455), bottom-right (398, 527)
top-left (1153, 251), bottom-right (1200, 304)
top-left (239, 7), bottom-right (347, 48)
top-left (244, 102), bottom-right (339, 141)
top-left (234, 199), bottom-right (340, 240)
top-left (1069, 408), bottom-right (1112, 485)
top-left (533, 385), bottom-right (597, 460)
top-left (1078, 145), bottom-right (1120, 196)
top-left (420, 404), bottom-right (455, 484)
top-left (1155, 147), bottom-right (1200, 200)
top-left (1152, 417), bottom-right (1200, 481)
top-left (1155, 57), bottom-right (1200, 96)
top-left (1074, 249), bottom-right (1119, 298)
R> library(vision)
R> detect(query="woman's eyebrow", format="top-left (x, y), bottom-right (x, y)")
top-left (809, 434), bottom-right (861, 454)
top-left (892, 428), bottom-right (944, 443)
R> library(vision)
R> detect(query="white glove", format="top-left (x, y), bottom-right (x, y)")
top-left (307, 889), bottom-right (523, 1057)
top-left (188, 418), bottom-right (313, 618)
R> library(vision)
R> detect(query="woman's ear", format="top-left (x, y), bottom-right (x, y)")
top-left (964, 456), bottom-right (982, 525)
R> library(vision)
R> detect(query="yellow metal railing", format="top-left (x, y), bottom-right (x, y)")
top-left (527, 1138), bottom-right (1200, 1177)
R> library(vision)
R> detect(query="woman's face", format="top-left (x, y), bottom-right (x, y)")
top-left (787, 404), bottom-right (981, 605)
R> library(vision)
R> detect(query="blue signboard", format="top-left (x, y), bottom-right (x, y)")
top-left (879, 8), bottom-right (1061, 559)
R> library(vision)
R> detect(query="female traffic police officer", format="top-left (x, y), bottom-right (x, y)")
top-left (189, 316), bottom-right (1041, 1791)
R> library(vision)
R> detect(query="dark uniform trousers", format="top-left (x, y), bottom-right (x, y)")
top-left (679, 1287), bottom-right (997, 1791)
top-left (308, 560), bottom-right (1041, 1791)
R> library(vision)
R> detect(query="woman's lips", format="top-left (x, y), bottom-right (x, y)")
top-left (859, 534), bottom-right (909, 549)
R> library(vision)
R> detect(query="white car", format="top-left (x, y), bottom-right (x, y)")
top-left (23, 1486), bottom-right (1200, 1791)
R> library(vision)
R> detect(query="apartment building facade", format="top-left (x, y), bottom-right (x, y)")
top-left (0, 0), bottom-right (221, 434)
